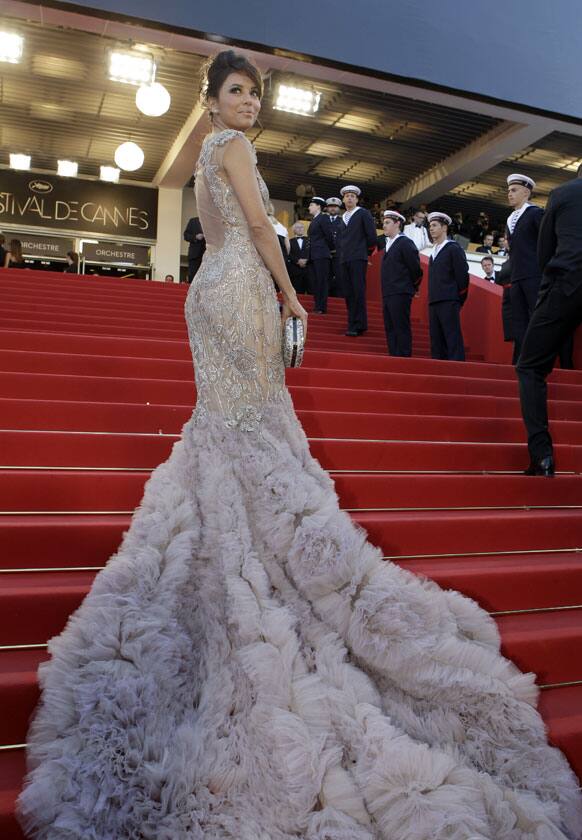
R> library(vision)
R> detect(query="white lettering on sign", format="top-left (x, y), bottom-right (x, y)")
top-left (0, 192), bottom-right (150, 232)
top-left (21, 240), bottom-right (60, 252)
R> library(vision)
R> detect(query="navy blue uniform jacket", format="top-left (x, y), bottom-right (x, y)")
top-left (337, 208), bottom-right (378, 263)
top-left (428, 241), bottom-right (469, 304)
top-left (308, 213), bottom-right (334, 260)
top-left (506, 205), bottom-right (544, 282)
top-left (381, 236), bottom-right (423, 297)
top-left (537, 178), bottom-right (582, 295)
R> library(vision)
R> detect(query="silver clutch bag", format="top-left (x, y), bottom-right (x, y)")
top-left (282, 316), bottom-right (305, 368)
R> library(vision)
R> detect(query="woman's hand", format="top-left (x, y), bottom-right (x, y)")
top-left (281, 291), bottom-right (308, 340)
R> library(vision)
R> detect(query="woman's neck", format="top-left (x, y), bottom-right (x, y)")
top-left (212, 116), bottom-right (243, 135)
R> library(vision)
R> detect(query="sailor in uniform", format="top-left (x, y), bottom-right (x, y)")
top-left (307, 196), bottom-right (334, 313)
top-left (505, 173), bottom-right (544, 363)
top-left (380, 210), bottom-right (423, 357)
top-left (326, 197), bottom-right (343, 296)
top-left (427, 212), bottom-right (469, 360)
top-left (337, 185), bottom-right (378, 336)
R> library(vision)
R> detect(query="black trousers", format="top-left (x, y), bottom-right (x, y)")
top-left (310, 258), bottom-right (331, 312)
top-left (289, 266), bottom-right (310, 294)
top-left (511, 276), bottom-right (541, 362)
top-left (343, 260), bottom-right (368, 332)
top-left (429, 301), bottom-right (465, 361)
top-left (187, 256), bottom-right (203, 284)
top-left (329, 254), bottom-right (343, 297)
top-left (382, 294), bottom-right (413, 356)
top-left (517, 278), bottom-right (582, 461)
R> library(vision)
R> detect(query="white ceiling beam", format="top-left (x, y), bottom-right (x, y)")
top-left (152, 102), bottom-right (208, 188)
top-left (387, 118), bottom-right (557, 208)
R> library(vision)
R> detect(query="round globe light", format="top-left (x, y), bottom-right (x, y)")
top-left (114, 141), bottom-right (145, 171)
top-left (135, 82), bottom-right (171, 117)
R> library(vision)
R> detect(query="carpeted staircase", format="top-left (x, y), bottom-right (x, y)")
top-left (1, 269), bottom-right (581, 838)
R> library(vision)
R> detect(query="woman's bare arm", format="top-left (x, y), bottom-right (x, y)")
top-left (222, 136), bottom-right (307, 331)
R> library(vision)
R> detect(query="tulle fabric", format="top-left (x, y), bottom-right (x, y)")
top-left (18, 400), bottom-right (582, 839)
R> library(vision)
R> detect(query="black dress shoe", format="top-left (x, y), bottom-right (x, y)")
top-left (345, 330), bottom-right (359, 337)
top-left (524, 455), bottom-right (555, 477)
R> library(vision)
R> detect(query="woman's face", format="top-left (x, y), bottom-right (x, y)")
top-left (210, 72), bottom-right (261, 131)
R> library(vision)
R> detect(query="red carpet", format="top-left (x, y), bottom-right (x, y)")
top-left (1, 269), bottom-right (581, 838)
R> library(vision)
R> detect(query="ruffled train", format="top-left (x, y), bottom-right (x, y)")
top-left (18, 397), bottom-right (582, 839)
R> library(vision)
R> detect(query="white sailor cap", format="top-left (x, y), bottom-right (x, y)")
top-left (310, 196), bottom-right (326, 207)
top-left (507, 173), bottom-right (536, 190)
top-left (427, 211), bottom-right (452, 226)
top-left (340, 184), bottom-right (361, 196)
top-left (383, 210), bottom-right (406, 223)
top-left (326, 196), bottom-right (342, 207)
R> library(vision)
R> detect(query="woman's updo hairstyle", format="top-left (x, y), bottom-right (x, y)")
top-left (200, 50), bottom-right (263, 117)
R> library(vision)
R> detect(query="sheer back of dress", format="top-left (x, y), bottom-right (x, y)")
top-left (185, 130), bottom-right (286, 433)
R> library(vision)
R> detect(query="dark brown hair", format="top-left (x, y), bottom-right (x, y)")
top-left (200, 50), bottom-right (263, 109)
top-left (9, 239), bottom-right (22, 261)
top-left (66, 250), bottom-right (79, 265)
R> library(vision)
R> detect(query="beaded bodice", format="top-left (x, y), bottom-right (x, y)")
top-left (185, 130), bottom-right (286, 432)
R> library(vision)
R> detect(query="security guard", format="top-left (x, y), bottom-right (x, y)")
top-left (427, 212), bottom-right (469, 360)
top-left (380, 210), bottom-right (423, 356)
top-left (307, 196), bottom-right (334, 313)
top-left (505, 173), bottom-right (544, 362)
top-left (337, 185), bottom-right (378, 336)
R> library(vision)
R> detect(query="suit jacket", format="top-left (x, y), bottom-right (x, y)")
top-left (289, 236), bottom-right (310, 266)
top-left (494, 259), bottom-right (513, 341)
top-left (537, 177), bottom-right (582, 295)
top-left (428, 241), bottom-right (469, 304)
top-left (381, 235), bottom-right (423, 297)
top-left (476, 245), bottom-right (493, 254)
top-left (327, 214), bottom-right (342, 252)
top-left (337, 207), bottom-right (378, 263)
top-left (506, 205), bottom-right (543, 282)
top-left (308, 213), bottom-right (334, 260)
top-left (0, 246), bottom-right (5, 267)
top-left (183, 217), bottom-right (206, 260)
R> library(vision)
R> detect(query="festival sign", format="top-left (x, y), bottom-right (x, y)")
top-left (0, 171), bottom-right (158, 240)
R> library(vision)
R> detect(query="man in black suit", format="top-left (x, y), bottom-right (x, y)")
top-left (476, 233), bottom-right (495, 254)
top-left (307, 197), bottom-right (334, 313)
top-left (337, 185), bottom-right (378, 336)
top-left (288, 221), bottom-right (310, 294)
top-left (183, 217), bottom-right (206, 283)
top-left (326, 197), bottom-right (343, 297)
top-left (427, 212), bottom-right (469, 360)
top-left (0, 234), bottom-right (6, 269)
top-left (516, 166), bottom-right (582, 476)
top-left (493, 257), bottom-right (513, 344)
top-left (505, 173), bottom-right (544, 362)
top-left (380, 211), bottom-right (423, 356)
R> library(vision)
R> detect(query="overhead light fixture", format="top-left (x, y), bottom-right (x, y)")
top-left (114, 141), bottom-right (144, 171)
top-left (10, 153), bottom-right (31, 170)
top-left (100, 165), bottom-right (120, 183)
top-left (57, 159), bottom-right (78, 177)
top-left (109, 50), bottom-right (154, 85)
top-left (274, 84), bottom-right (321, 117)
top-left (135, 81), bottom-right (171, 117)
top-left (0, 31), bottom-right (23, 64)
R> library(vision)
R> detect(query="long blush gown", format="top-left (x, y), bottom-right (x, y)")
top-left (18, 129), bottom-right (582, 840)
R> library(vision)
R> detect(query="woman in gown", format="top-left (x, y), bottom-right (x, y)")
top-left (18, 50), bottom-right (582, 840)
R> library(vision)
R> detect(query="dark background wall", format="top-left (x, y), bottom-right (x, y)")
top-left (63, 0), bottom-right (582, 120)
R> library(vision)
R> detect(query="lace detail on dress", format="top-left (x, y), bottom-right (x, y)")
top-left (185, 130), bottom-right (286, 433)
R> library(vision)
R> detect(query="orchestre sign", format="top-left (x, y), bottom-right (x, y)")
top-left (82, 242), bottom-right (150, 266)
top-left (0, 171), bottom-right (158, 239)
top-left (18, 233), bottom-right (75, 259)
